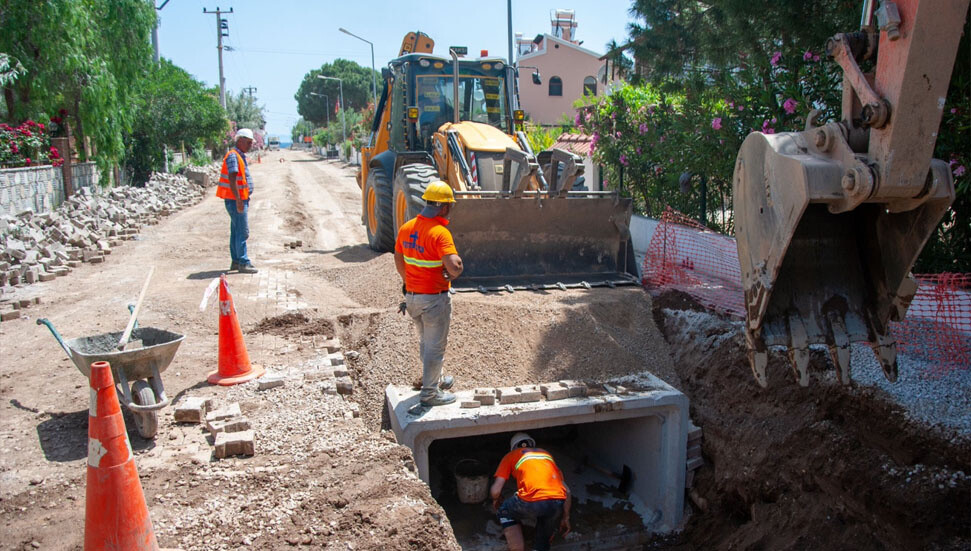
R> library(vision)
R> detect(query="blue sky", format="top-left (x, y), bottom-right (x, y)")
top-left (157, 1), bottom-right (638, 140)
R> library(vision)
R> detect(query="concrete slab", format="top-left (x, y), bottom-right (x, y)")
top-left (386, 370), bottom-right (689, 533)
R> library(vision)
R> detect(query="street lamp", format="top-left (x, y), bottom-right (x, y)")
top-left (309, 92), bottom-right (330, 125)
top-left (317, 75), bottom-right (346, 146)
top-left (339, 27), bottom-right (377, 107)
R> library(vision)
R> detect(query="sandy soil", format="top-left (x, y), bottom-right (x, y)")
top-left (0, 151), bottom-right (966, 550)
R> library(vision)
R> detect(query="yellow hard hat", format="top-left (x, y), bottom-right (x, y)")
top-left (421, 181), bottom-right (456, 203)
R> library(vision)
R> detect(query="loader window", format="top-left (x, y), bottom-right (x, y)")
top-left (416, 75), bottom-right (506, 133)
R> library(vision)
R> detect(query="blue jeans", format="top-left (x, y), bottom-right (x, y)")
top-left (497, 495), bottom-right (564, 551)
top-left (224, 199), bottom-right (250, 265)
top-left (405, 292), bottom-right (451, 401)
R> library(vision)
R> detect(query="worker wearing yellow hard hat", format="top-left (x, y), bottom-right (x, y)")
top-left (394, 180), bottom-right (463, 407)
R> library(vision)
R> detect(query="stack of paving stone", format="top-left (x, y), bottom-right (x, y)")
top-left (173, 397), bottom-right (256, 459)
top-left (0, 169), bottom-right (214, 309)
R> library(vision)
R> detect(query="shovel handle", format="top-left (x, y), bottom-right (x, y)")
top-left (117, 266), bottom-right (154, 350)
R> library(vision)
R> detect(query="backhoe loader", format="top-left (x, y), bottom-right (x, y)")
top-left (357, 32), bottom-right (638, 291)
top-left (734, 0), bottom-right (969, 386)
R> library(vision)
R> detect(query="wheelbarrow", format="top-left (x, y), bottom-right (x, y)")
top-left (36, 311), bottom-right (184, 439)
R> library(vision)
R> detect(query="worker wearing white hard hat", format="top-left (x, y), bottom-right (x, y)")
top-left (216, 128), bottom-right (258, 273)
top-left (490, 432), bottom-right (572, 551)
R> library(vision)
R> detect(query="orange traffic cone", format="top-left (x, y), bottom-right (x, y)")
top-left (85, 361), bottom-right (159, 551)
top-left (207, 275), bottom-right (265, 385)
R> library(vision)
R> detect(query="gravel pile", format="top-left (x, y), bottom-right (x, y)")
top-left (0, 167), bottom-right (216, 297)
top-left (850, 343), bottom-right (971, 436)
top-left (661, 306), bottom-right (971, 437)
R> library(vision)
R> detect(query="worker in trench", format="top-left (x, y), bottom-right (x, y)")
top-left (491, 432), bottom-right (572, 551)
top-left (394, 181), bottom-right (463, 407)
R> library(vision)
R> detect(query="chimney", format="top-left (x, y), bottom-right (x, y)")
top-left (551, 9), bottom-right (577, 43)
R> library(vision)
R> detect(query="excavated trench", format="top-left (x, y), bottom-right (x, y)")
top-left (323, 278), bottom-right (969, 550)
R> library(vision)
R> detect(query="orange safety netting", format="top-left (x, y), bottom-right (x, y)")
top-left (642, 207), bottom-right (971, 374)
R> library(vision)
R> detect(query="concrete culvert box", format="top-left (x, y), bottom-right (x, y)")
top-left (386, 372), bottom-right (689, 549)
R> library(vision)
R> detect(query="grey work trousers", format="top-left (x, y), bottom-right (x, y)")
top-left (405, 292), bottom-right (452, 400)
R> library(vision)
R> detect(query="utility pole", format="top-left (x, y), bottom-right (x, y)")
top-left (203, 6), bottom-right (233, 109)
top-left (242, 86), bottom-right (258, 99)
top-left (507, 0), bottom-right (514, 68)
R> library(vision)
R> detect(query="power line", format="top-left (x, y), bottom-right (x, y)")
top-left (242, 86), bottom-right (258, 99)
top-left (202, 6), bottom-right (234, 108)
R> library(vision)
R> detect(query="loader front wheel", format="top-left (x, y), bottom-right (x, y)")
top-left (393, 164), bottom-right (439, 232)
top-left (364, 166), bottom-right (394, 252)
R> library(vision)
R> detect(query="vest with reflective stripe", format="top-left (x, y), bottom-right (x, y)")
top-left (216, 149), bottom-right (249, 200)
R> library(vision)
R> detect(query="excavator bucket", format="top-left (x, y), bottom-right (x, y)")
top-left (447, 193), bottom-right (639, 291)
top-left (733, 0), bottom-right (967, 386)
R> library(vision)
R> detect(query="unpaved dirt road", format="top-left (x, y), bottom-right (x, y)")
top-left (0, 149), bottom-right (967, 550)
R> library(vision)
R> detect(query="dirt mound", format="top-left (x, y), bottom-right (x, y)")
top-left (653, 292), bottom-right (971, 550)
top-left (332, 284), bottom-right (677, 431)
top-left (250, 312), bottom-right (334, 337)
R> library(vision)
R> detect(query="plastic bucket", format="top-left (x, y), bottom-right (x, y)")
top-left (454, 458), bottom-right (489, 504)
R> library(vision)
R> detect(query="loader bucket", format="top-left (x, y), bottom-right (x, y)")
top-left (447, 193), bottom-right (639, 291)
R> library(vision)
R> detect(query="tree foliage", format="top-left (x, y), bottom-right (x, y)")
top-left (290, 118), bottom-right (315, 144)
top-left (294, 59), bottom-right (377, 125)
top-left (585, 0), bottom-right (969, 270)
top-left (0, 0), bottom-right (156, 172)
top-left (225, 90), bottom-right (266, 131)
top-left (126, 60), bottom-right (227, 183)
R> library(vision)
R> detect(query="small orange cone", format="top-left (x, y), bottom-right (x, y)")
top-left (207, 275), bottom-right (265, 385)
top-left (85, 361), bottom-right (159, 551)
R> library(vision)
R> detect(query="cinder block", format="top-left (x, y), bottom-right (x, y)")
top-left (205, 402), bottom-right (241, 424)
top-left (213, 429), bottom-right (255, 458)
top-left (38, 271), bottom-right (56, 282)
top-left (88, 255), bottom-right (104, 264)
top-left (347, 402), bottom-right (360, 418)
top-left (335, 376), bottom-right (353, 395)
top-left (540, 382), bottom-right (570, 401)
top-left (320, 338), bottom-right (341, 353)
top-left (257, 373), bottom-right (286, 390)
top-left (498, 385), bottom-right (541, 404)
top-left (332, 367), bottom-right (349, 378)
top-left (304, 368), bottom-right (335, 382)
top-left (687, 423), bottom-right (703, 444)
top-left (473, 388), bottom-right (497, 406)
top-left (173, 396), bottom-right (213, 423)
top-left (207, 415), bottom-right (251, 435)
top-left (687, 444), bottom-right (702, 459)
top-left (325, 352), bottom-right (345, 366)
top-left (559, 380), bottom-right (588, 397)
top-left (460, 400), bottom-right (481, 409)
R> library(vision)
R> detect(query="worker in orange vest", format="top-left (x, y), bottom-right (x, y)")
top-left (491, 433), bottom-right (572, 551)
top-left (394, 181), bottom-right (463, 407)
top-left (218, 128), bottom-right (257, 273)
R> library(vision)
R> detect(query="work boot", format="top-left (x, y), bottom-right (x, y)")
top-left (420, 391), bottom-right (456, 407)
top-left (439, 375), bottom-right (454, 391)
top-left (229, 262), bottom-right (240, 272)
top-left (238, 263), bottom-right (258, 274)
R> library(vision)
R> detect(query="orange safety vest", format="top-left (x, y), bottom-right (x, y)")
top-left (216, 149), bottom-right (250, 200)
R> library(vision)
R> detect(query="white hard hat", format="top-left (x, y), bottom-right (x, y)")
top-left (509, 432), bottom-right (535, 451)
top-left (236, 128), bottom-right (254, 141)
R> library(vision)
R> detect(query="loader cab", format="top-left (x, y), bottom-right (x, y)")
top-left (388, 54), bottom-right (513, 154)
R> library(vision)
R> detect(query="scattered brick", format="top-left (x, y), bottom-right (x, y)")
top-left (213, 429), bottom-right (255, 458)
top-left (173, 396), bottom-right (213, 424)
top-left (473, 388), bottom-right (497, 406)
top-left (335, 376), bottom-right (353, 395)
top-left (460, 400), bottom-right (481, 409)
top-left (257, 373), bottom-right (286, 390)
top-left (205, 402), bottom-right (241, 424)
top-left (498, 385), bottom-right (542, 404)
top-left (207, 416), bottom-right (251, 436)
top-left (540, 382), bottom-right (570, 401)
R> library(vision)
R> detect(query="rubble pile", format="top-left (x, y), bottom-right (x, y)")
top-left (0, 169), bottom-right (215, 304)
